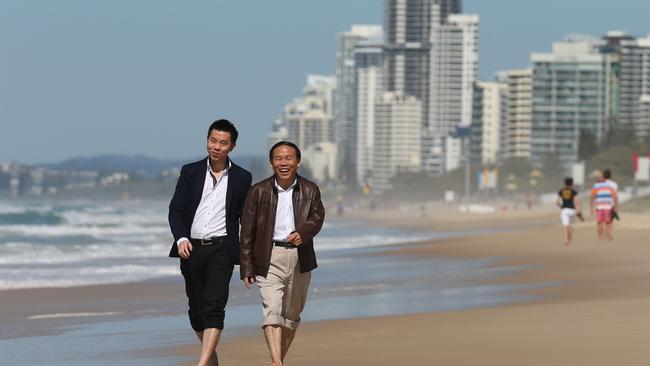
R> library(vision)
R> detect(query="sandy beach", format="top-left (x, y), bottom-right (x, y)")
top-left (167, 207), bottom-right (650, 366)
top-left (2, 202), bottom-right (649, 365)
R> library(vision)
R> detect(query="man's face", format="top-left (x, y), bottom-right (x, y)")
top-left (207, 129), bottom-right (235, 163)
top-left (271, 145), bottom-right (300, 181)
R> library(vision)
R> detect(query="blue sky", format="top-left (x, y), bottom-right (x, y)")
top-left (2, 0), bottom-right (650, 164)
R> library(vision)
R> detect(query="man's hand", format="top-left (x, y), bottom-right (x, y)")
top-left (177, 239), bottom-right (192, 259)
top-left (243, 276), bottom-right (256, 289)
top-left (287, 231), bottom-right (303, 246)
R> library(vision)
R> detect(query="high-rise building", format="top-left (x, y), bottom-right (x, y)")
top-left (470, 83), bottom-right (484, 164)
top-left (383, 0), bottom-right (462, 121)
top-left (600, 31), bottom-right (631, 131)
top-left (354, 39), bottom-right (384, 187)
top-left (424, 13), bottom-right (479, 174)
top-left (335, 25), bottom-right (383, 182)
top-left (471, 80), bottom-right (507, 165)
top-left (431, 14), bottom-right (479, 131)
top-left (639, 95), bottom-right (650, 138)
top-left (618, 34), bottom-right (650, 137)
top-left (283, 75), bottom-right (336, 152)
top-left (503, 68), bottom-right (533, 160)
top-left (531, 36), bottom-right (613, 169)
top-left (371, 92), bottom-right (422, 193)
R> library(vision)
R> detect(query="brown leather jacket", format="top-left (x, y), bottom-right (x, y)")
top-left (239, 175), bottom-right (325, 279)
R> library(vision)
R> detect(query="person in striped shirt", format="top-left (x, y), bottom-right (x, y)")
top-left (590, 171), bottom-right (619, 240)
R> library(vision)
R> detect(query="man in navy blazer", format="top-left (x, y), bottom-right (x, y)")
top-left (168, 119), bottom-right (252, 366)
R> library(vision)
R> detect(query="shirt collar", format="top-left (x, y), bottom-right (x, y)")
top-left (206, 157), bottom-right (232, 173)
top-left (274, 178), bottom-right (297, 192)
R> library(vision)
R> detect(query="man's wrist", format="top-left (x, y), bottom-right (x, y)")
top-left (177, 237), bottom-right (189, 246)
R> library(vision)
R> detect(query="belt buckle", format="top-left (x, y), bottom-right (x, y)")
top-left (200, 239), bottom-right (212, 246)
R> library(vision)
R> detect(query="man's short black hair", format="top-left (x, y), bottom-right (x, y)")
top-left (564, 177), bottom-right (573, 186)
top-left (207, 119), bottom-right (238, 144)
top-left (269, 141), bottom-right (301, 162)
top-left (603, 168), bottom-right (612, 179)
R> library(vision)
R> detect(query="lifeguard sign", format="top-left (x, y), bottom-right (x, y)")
top-left (633, 154), bottom-right (650, 182)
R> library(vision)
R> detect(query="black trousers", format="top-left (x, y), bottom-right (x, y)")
top-left (180, 241), bottom-right (233, 332)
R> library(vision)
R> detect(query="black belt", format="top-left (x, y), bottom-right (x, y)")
top-left (190, 236), bottom-right (227, 246)
top-left (273, 241), bottom-right (297, 249)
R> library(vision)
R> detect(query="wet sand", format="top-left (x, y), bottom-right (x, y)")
top-left (0, 279), bottom-right (186, 339)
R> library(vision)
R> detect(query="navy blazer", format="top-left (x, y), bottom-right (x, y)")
top-left (168, 157), bottom-right (252, 264)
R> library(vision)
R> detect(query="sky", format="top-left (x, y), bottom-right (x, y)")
top-left (2, 0), bottom-right (650, 164)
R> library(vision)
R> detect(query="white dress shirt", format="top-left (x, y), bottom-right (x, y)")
top-left (273, 179), bottom-right (297, 241)
top-left (177, 159), bottom-right (230, 244)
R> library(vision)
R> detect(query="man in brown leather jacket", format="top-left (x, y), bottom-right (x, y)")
top-left (240, 141), bottom-right (325, 366)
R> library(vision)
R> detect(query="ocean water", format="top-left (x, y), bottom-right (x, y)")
top-left (0, 201), bottom-right (492, 290)
top-left (0, 201), bottom-right (175, 289)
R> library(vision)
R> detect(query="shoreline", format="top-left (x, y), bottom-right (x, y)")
top-left (0, 208), bottom-right (548, 341)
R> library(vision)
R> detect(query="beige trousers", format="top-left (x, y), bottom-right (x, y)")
top-left (256, 246), bottom-right (311, 330)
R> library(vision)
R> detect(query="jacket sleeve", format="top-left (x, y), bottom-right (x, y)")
top-left (239, 185), bottom-right (258, 279)
top-left (295, 185), bottom-right (325, 243)
top-left (168, 165), bottom-right (190, 241)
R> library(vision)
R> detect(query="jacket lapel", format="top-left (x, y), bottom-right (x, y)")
top-left (190, 158), bottom-right (208, 214)
top-left (225, 164), bottom-right (235, 218)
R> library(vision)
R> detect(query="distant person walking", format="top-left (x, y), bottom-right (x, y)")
top-left (590, 171), bottom-right (618, 241)
top-left (557, 177), bottom-right (582, 246)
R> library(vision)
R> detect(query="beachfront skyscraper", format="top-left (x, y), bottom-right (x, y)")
top-left (502, 68), bottom-right (533, 161)
top-left (383, 0), bottom-right (462, 111)
top-left (429, 14), bottom-right (478, 132)
top-left (354, 38), bottom-right (384, 187)
top-left (335, 25), bottom-right (383, 182)
top-left (424, 13), bottom-right (479, 175)
top-left (371, 92), bottom-right (422, 193)
top-left (618, 34), bottom-right (650, 137)
top-left (531, 36), bottom-right (613, 169)
top-left (639, 95), bottom-right (650, 138)
top-left (471, 80), bottom-right (507, 165)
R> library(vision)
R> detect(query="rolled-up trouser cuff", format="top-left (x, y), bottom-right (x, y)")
top-left (189, 316), bottom-right (225, 332)
top-left (202, 319), bottom-right (224, 331)
top-left (261, 315), bottom-right (286, 328)
top-left (284, 317), bottom-right (301, 330)
top-left (190, 316), bottom-right (204, 332)
top-left (261, 315), bottom-right (301, 330)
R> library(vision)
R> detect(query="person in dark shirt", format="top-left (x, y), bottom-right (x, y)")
top-left (556, 177), bottom-right (582, 246)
